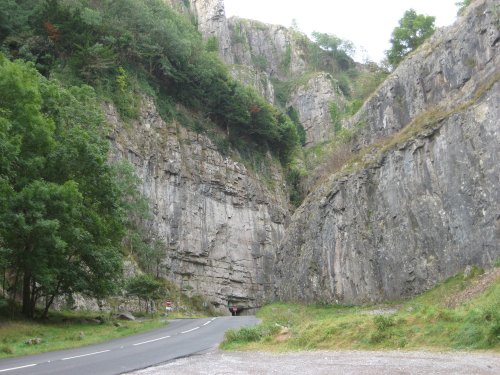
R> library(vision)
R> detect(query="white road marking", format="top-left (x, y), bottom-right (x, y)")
top-left (133, 336), bottom-right (171, 346)
top-left (203, 321), bottom-right (211, 326)
top-left (0, 364), bottom-right (37, 372)
top-left (211, 318), bottom-right (216, 321)
top-left (181, 327), bottom-right (200, 334)
top-left (61, 349), bottom-right (110, 361)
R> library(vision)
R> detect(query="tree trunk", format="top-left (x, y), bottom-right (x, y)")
top-left (22, 272), bottom-right (33, 318)
top-left (42, 294), bottom-right (56, 320)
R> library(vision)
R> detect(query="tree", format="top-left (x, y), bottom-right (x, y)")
top-left (125, 274), bottom-right (166, 313)
top-left (0, 56), bottom-right (130, 318)
top-left (386, 9), bottom-right (435, 68)
top-left (312, 31), bottom-right (355, 70)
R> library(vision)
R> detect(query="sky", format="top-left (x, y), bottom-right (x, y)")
top-left (224, 0), bottom-right (460, 63)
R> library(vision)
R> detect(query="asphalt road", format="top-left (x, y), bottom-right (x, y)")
top-left (0, 316), bottom-right (258, 375)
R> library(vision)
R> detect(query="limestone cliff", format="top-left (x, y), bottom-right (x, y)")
top-left (227, 17), bottom-right (308, 79)
top-left (166, 0), bottom-right (234, 64)
top-left (167, 0), bottom-right (342, 147)
top-left (106, 99), bottom-right (289, 313)
top-left (287, 73), bottom-right (343, 146)
top-left (273, 0), bottom-right (500, 303)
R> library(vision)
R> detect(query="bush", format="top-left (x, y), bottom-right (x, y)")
top-left (225, 326), bottom-right (262, 343)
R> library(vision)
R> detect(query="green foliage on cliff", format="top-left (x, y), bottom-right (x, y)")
top-left (0, 0), bottom-right (298, 165)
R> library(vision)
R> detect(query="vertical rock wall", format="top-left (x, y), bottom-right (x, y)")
top-left (275, 83), bottom-right (499, 302)
top-left (287, 73), bottom-right (344, 146)
top-left (106, 99), bottom-right (289, 312)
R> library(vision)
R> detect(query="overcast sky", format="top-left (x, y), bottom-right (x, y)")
top-left (224, 0), bottom-right (460, 63)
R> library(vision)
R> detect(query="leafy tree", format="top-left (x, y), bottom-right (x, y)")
top-left (386, 9), bottom-right (435, 68)
top-left (125, 274), bottom-right (166, 313)
top-left (312, 31), bottom-right (355, 70)
top-left (0, 56), bottom-right (130, 318)
top-left (312, 32), bottom-right (355, 57)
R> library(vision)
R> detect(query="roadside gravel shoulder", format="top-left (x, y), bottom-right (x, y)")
top-left (127, 349), bottom-right (500, 375)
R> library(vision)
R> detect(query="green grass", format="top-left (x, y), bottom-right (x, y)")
top-left (0, 309), bottom-right (168, 359)
top-left (221, 268), bottom-right (500, 352)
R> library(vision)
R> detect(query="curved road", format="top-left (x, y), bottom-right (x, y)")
top-left (0, 316), bottom-right (258, 375)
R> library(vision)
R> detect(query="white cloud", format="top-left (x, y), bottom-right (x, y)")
top-left (224, 0), bottom-right (458, 62)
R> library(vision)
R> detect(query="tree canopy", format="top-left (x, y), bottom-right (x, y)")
top-left (386, 9), bottom-right (435, 68)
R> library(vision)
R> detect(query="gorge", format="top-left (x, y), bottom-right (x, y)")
top-left (113, 0), bottom-right (499, 311)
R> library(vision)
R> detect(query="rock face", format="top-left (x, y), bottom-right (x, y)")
top-left (230, 64), bottom-right (275, 104)
top-left (273, 0), bottom-right (500, 303)
top-left (227, 17), bottom-right (308, 79)
top-left (349, 0), bottom-right (499, 148)
top-left (287, 73), bottom-right (343, 146)
top-left (106, 99), bottom-right (289, 313)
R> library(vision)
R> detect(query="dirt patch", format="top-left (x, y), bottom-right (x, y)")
top-left (446, 268), bottom-right (500, 308)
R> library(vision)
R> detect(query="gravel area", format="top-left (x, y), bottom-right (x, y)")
top-left (126, 349), bottom-right (500, 375)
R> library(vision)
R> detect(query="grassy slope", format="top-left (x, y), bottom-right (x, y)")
top-left (221, 266), bottom-right (500, 352)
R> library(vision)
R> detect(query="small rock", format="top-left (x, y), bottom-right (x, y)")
top-left (113, 321), bottom-right (122, 327)
top-left (464, 265), bottom-right (472, 279)
top-left (25, 338), bottom-right (42, 346)
top-left (116, 312), bottom-right (135, 321)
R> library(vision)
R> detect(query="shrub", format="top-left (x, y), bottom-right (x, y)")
top-left (374, 315), bottom-right (396, 331)
top-left (0, 345), bottom-right (13, 354)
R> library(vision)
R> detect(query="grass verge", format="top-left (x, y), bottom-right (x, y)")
top-left (0, 309), bottom-right (168, 359)
top-left (221, 267), bottom-right (500, 352)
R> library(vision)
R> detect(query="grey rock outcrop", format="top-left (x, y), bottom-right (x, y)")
top-left (106, 98), bottom-right (289, 312)
top-left (166, 0), bottom-right (234, 64)
top-left (190, 0), bottom-right (234, 64)
top-left (274, 0), bottom-right (500, 303)
top-left (165, 1), bottom-right (345, 147)
top-left (287, 73), bottom-right (344, 146)
top-left (230, 65), bottom-right (275, 104)
top-left (227, 17), bottom-right (308, 79)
